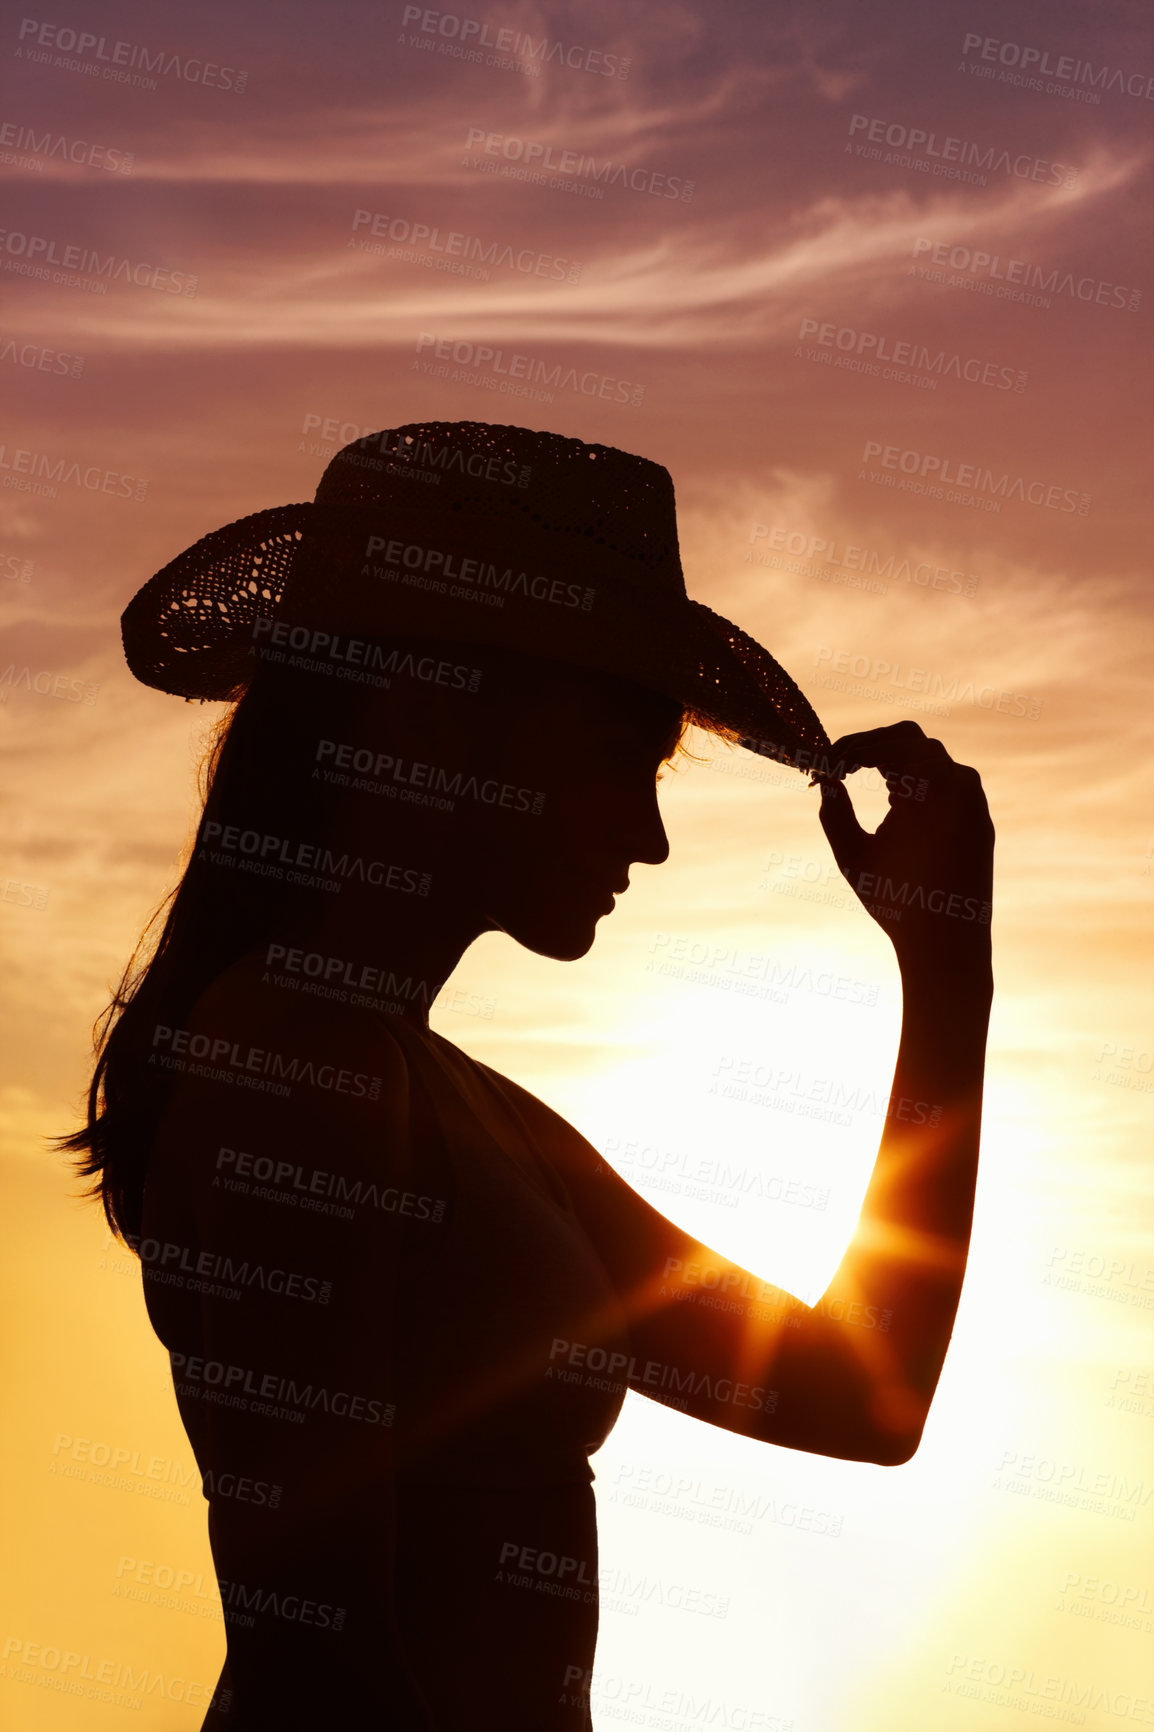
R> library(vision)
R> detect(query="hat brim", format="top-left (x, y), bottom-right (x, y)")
top-left (121, 503), bottom-right (829, 773)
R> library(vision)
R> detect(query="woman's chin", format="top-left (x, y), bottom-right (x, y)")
top-left (507, 906), bottom-right (606, 962)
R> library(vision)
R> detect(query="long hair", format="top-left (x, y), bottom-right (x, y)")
top-left (55, 646), bottom-right (706, 1248)
top-left (53, 654), bottom-right (395, 1246)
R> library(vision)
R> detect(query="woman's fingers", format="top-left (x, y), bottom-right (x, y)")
top-left (813, 725), bottom-right (994, 941)
top-left (824, 723), bottom-right (982, 818)
top-left (817, 778), bottom-right (870, 879)
top-left (825, 721), bottom-right (954, 778)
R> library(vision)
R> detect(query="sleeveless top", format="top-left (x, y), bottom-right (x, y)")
top-left (378, 1014), bottom-right (631, 1488)
top-left (139, 964), bottom-right (631, 1494)
top-left (140, 980), bottom-right (629, 1726)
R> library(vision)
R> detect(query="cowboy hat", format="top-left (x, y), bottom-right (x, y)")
top-left (120, 420), bottom-right (829, 773)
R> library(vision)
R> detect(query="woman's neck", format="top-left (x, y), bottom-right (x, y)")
top-left (256, 881), bottom-right (492, 1029)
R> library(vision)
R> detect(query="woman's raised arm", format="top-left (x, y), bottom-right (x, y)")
top-left (528, 721), bottom-right (994, 1467)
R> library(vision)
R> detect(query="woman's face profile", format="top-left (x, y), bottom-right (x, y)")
top-left (354, 650), bottom-right (683, 965)
top-left (481, 673), bottom-right (680, 962)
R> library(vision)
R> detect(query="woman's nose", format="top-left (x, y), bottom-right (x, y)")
top-left (626, 786), bottom-right (671, 868)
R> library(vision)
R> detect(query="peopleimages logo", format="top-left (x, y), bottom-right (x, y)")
top-left (0, 1636), bottom-right (225, 1711)
top-left (363, 533), bottom-right (596, 612)
top-left (1, 549), bottom-right (35, 582)
top-left (399, 8), bottom-right (631, 79)
top-left (647, 932), bottom-right (879, 1007)
top-left (462, 128), bottom-right (693, 200)
top-left (0, 119), bottom-right (134, 172)
top-left (0, 227), bottom-right (198, 295)
top-left (298, 420), bottom-right (532, 488)
top-left (548, 1337), bottom-right (777, 1414)
top-left (15, 18), bottom-right (248, 92)
top-left (0, 665), bottom-right (99, 703)
top-left (961, 33), bottom-right (1154, 101)
top-left (860, 439), bottom-right (1090, 515)
top-left (846, 112), bottom-right (1077, 187)
top-left (115, 1555), bottom-right (348, 1622)
top-left (250, 618), bottom-right (484, 693)
top-left (149, 1022), bottom-right (385, 1104)
top-left (350, 209), bottom-right (582, 283)
top-left (315, 738), bottom-right (547, 815)
top-left (747, 524), bottom-right (979, 597)
top-left (910, 238), bottom-right (1141, 313)
top-left (197, 820), bottom-right (431, 900)
top-left (414, 332), bottom-right (645, 407)
top-left (169, 1351), bottom-right (395, 1427)
top-left (813, 645), bottom-right (1042, 719)
top-left (797, 317), bottom-right (1026, 392)
top-left (0, 443), bottom-right (147, 500)
top-left (214, 1142), bottom-right (449, 1224)
top-left (128, 1235), bottom-right (333, 1307)
top-left (0, 336), bottom-right (85, 376)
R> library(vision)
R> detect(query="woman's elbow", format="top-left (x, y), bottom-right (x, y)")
top-left (863, 1431), bottom-right (922, 1467)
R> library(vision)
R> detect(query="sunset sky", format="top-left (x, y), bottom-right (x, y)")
top-left (2, 0), bottom-right (1152, 1725)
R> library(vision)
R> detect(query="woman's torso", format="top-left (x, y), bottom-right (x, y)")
top-left (387, 1017), bottom-right (629, 1728)
top-left (140, 959), bottom-right (629, 1728)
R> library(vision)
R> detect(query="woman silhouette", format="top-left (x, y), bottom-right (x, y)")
top-left (62, 422), bottom-right (994, 1729)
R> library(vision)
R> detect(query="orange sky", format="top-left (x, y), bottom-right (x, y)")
top-left (2, 1), bottom-right (1152, 1727)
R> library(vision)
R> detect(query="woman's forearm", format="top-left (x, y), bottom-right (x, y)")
top-left (823, 938), bottom-right (993, 1430)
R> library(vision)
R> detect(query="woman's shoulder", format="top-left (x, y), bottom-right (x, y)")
top-left (155, 947), bottom-right (418, 1134)
top-left (437, 1034), bottom-right (603, 1183)
top-left (193, 946), bottom-right (410, 1051)
top-left (143, 951), bottom-right (436, 1233)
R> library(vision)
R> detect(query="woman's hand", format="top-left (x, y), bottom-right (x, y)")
top-left (814, 720), bottom-right (994, 975)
